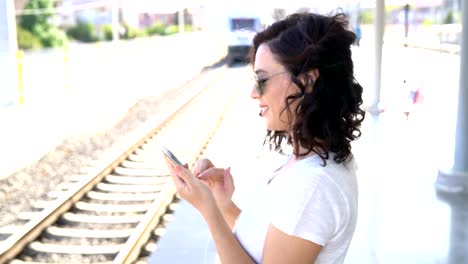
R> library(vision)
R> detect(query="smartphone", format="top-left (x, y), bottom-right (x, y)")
top-left (161, 147), bottom-right (184, 167)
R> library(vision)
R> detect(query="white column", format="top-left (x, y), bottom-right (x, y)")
top-left (436, 0), bottom-right (468, 194)
top-left (368, 0), bottom-right (385, 114)
top-left (0, 0), bottom-right (18, 106)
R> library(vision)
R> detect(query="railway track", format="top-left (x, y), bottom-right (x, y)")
top-left (0, 65), bottom-right (244, 263)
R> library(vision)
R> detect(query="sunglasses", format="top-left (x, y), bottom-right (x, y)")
top-left (253, 71), bottom-right (289, 95)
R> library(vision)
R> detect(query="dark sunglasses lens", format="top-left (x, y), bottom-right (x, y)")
top-left (256, 80), bottom-right (265, 95)
top-left (256, 82), bottom-right (262, 94)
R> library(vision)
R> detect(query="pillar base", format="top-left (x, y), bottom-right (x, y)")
top-left (436, 168), bottom-right (468, 194)
top-left (365, 104), bottom-right (385, 115)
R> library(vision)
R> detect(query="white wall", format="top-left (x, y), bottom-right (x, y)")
top-left (0, 0), bottom-right (18, 106)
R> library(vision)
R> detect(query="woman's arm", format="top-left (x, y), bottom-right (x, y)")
top-left (219, 201), bottom-right (241, 230)
top-left (262, 225), bottom-right (322, 264)
top-left (202, 203), bottom-right (255, 264)
top-left (169, 165), bottom-right (321, 264)
top-left (170, 165), bottom-right (255, 263)
top-left (195, 165), bottom-right (240, 230)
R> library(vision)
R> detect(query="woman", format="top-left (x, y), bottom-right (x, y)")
top-left (166, 12), bottom-right (365, 263)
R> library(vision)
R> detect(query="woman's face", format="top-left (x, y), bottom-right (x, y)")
top-left (251, 44), bottom-right (300, 131)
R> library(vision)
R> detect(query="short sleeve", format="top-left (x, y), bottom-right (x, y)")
top-left (270, 171), bottom-right (339, 246)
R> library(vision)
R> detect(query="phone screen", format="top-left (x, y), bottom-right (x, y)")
top-left (161, 147), bottom-right (184, 166)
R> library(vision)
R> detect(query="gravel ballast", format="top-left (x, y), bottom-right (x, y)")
top-left (0, 65), bottom-right (221, 228)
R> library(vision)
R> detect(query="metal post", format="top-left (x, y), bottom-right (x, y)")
top-left (436, 0), bottom-right (468, 193)
top-left (404, 3), bottom-right (410, 45)
top-left (17, 50), bottom-right (24, 105)
top-left (454, 0), bottom-right (460, 19)
top-left (112, 0), bottom-right (119, 42)
top-left (63, 44), bottom-right (69, 92)
top-left (448, 202), bottom-right (468, 264)
top-left (0, 0), bottom-right (18, 106)
top-left (178, 8), bottom-right (185, 33)
top-left (368, 0), bottom-right (385, 114)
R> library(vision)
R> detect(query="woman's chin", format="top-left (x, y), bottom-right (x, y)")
top-left (265, 123), bottom-right (284, 132)
top-left (265, 124), bottom-right (274, 131)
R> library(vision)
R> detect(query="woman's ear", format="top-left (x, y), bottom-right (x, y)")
top-left (308, 69), bottom-right (320, 81)
top-left (302, 69), bottom-right (320, 93)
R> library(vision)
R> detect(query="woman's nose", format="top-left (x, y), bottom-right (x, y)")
top-left (250, 85), bottom-right (260, 99)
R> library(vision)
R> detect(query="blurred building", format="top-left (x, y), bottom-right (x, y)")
top-left (59, 0), bottom-right (112, 27)
top-left (57, 0), bottom-right (193, 29)
top-left (14, 0), bottom-right (28, 9)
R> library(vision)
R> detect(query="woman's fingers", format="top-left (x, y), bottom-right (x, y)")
top-left (193, 162), bottom-right (202, 177)
top-left (197, 167), bottom-right (225, 183)
top-left (174, 165), bottom-right (195, 184)
top-left (201, 158), bottom-right (215, 169)
top-left (225, 167), bottom-right (234, 191)
top-left (193, 158), bottom-right (215, 177)
top-left (169, 167), bottom-right (186, 191)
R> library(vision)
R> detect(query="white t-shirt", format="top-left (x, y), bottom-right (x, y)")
top-left (233, 154), bottom-right (358, 264)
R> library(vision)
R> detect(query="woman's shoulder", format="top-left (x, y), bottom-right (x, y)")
top-left (290, 153), bottom-right (353, 175)
top-left (268, 155), bottom-right (358, 241)
top-left (279, 154), bottom-right (357, 194)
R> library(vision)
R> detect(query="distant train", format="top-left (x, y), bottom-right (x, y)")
top-left (196, 5), bottom-right (267, 66)
top-left (225, 14), bottom-right (263, 66)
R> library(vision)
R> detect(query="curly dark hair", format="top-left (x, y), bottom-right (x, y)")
top-left (250, 12), bottom-right (365, 165)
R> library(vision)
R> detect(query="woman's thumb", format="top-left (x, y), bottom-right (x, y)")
top-left (225, 167), bottom-right (234, 188)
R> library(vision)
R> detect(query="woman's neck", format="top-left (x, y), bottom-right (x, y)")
top-left (292, 145), bottom-right (319, 160)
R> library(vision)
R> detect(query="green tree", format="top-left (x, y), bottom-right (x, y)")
top-left (17, 26), bottom-right (42, 50)
top-left (67, 22), bottom-right (99, 43)
top-left (443, 10), bottom-right (454, 24)
top-left (146, 22), bottom-right (166, 36)
top-left (359, 9), bottom-right (374, 24)
top-left (19, 0), bottom-right (67, 48)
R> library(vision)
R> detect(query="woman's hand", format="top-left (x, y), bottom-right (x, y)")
top-left (192, 158), bottom-right (234, 209)
top-left (197, 166), bottom-right (235, 210)
top-left (169, 165), bottom-right (216, 214)
top-left (192, 158), bottom-right (215, 177)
